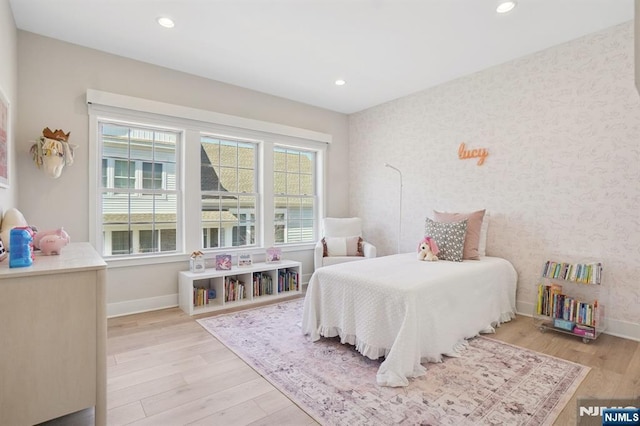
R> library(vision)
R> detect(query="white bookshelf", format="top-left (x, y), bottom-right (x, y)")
top-left (179, 259), bottom-right (302, 316)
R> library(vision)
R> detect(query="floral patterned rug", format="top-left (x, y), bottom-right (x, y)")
top-left (197, 299), bottom-right (589, 426)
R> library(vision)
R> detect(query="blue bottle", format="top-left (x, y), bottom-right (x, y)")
top-left (9, 227), bottom-right (34, 268)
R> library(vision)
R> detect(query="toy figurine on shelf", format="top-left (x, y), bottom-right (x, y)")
top-left (34, 227), bottom-right (70, 255)
top-left (190, 250), bottom-right (205, 273)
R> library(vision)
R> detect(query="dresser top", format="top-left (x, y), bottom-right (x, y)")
top-left (0, 242), bottom-right (106, 278)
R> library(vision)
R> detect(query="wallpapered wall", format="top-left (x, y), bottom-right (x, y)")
top-left (349, 21), bottom-right (640, 337)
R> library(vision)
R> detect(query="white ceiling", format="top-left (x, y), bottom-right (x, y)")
top-left (9, 0), bottom-right (635, 114)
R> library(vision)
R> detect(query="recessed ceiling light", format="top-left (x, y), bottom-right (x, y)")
top-left (496, 1), bottom-right (516, 14)
top-left (335, 79), bottom-right (346, 86)
top-left (157, 17), bottom-right (175, 28)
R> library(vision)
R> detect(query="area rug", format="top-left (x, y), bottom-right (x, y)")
top-left (197, 299), bottom-right (590, 426)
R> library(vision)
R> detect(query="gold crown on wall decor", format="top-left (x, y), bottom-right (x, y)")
top-left (42, 127), bottom-right (70, 142)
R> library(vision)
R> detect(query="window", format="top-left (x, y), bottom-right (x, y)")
top-left (101, 159), bottom-right (108, 188)
top-left (139, 230), bottom-right (158, 253)
top-left (114, 159), bottom-right (135, 189)
top-left (111, 231), bottom-right (132, 255)
top-left (99, 121), bottom-right (180, 256)
top-left (89, 90), bottom-right (329, 260)
top-left (274, 147), bottom-right (316, 244)
top-left (142, 162), bottom-right (163, 189)
top-left (200, 135), bottom-right (257, 249)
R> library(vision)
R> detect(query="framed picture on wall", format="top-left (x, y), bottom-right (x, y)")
top-left (0, 87), bottom-right (9, 188)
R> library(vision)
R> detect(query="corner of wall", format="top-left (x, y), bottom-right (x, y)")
top-left (0, 0), bottom-right (18, 210)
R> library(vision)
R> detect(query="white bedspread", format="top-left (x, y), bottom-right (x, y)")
top-left (302, 253), bottom-right (517, 387)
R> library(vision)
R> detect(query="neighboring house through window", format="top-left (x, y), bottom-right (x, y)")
top-left (200, 136), bottom-right (257, 249)
top-left (99, 121), bottom-right (179, 256)
top-left (274, 147), bottom-right (316, 244)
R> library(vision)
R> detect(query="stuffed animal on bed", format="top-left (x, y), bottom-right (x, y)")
top-left (417, 236), bottom-right (439, 261)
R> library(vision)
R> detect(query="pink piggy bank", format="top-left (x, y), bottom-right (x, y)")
top-left (34, 228), bottom-right (70, 255)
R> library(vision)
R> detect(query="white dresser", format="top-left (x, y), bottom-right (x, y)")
top-left (0, 242), bottom-right (107, 426)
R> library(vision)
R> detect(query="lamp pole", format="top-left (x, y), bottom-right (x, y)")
top-left (384, 163), bottom-right (402, 254)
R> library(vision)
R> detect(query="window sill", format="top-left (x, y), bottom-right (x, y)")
top-left (105, 243), bottom-right (317, 269)
top-left (105, 252), bottom-right (189, 269)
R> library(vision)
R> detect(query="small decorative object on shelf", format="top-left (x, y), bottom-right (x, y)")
top-left (215, 254), bottom-right (232, 271)
top-left (190, 251), bottom-right (205, 273)
top-left (266, 247), bottom-right (282, 263)
top-left (238, 253), bottom-right (252, 267)
top-left (533, 259), bottom-right (605, 343)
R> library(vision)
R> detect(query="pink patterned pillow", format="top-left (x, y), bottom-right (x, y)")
top-left (433, 209), bottom-right (485, 260)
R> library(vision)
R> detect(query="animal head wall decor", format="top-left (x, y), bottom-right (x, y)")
top-left (30, 127), bottom-right (78, 178)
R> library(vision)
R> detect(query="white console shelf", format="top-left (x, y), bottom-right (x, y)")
top-left (179, 259), bottom-right (302, 316)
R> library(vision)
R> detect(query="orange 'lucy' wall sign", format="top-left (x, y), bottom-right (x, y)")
top-left (458, 142), bottom-right (488, 166)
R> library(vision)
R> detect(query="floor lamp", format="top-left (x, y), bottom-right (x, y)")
top-left (384, 163), bottom-right (403, 254)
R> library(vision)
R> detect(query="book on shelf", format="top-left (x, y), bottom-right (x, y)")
top-left (224, 276), bottom-right (246, 302)
top-left (193, 287), bottom-right (214, 307)
top-left (553, 318), bottom-right (574, 331)
top-left (573, 323), bottom-right (596, 338)
top-left (253, 272), bottom-right (273, 296)
top-left (535, 283), bottom-right (599, 328)
top-left (541, 260), bottom-right (602, 285)
top-left (278, 268), bottom-right (299, 292)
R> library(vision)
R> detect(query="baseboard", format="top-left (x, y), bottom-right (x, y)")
top-left (108, 274), bottom-right (313, 318)
top-left (516, 300), bottom-right (640, 342)
top-left (108, 294), bottom-right (178, 318)
top-left (302, 272), bottom-right (312, 284)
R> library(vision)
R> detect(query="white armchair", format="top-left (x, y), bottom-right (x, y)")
top-left (314, 217), bottom-right (376, 270)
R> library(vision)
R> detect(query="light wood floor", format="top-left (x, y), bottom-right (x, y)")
top-left (43, 298), bottom-right (639, 426)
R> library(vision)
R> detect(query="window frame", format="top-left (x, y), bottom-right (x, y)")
top-left (273, 146), bottom-right (318, 245)
top-left (103, 158), bottom-right (167, 192)
top-left (91, 114), bottom-right (184, 260)
top-left (88, 90), bottom-right (329, 266)
top-left (200, 133), bottom-right (259, 250)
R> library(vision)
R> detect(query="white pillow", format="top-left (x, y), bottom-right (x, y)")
top-left (478, 212), bottom-right (489, 256)
top-left (324, 236), bottom-right (363, 257)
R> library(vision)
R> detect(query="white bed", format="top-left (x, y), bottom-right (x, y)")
top-left (301, 253), bottom-right (517, 387)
